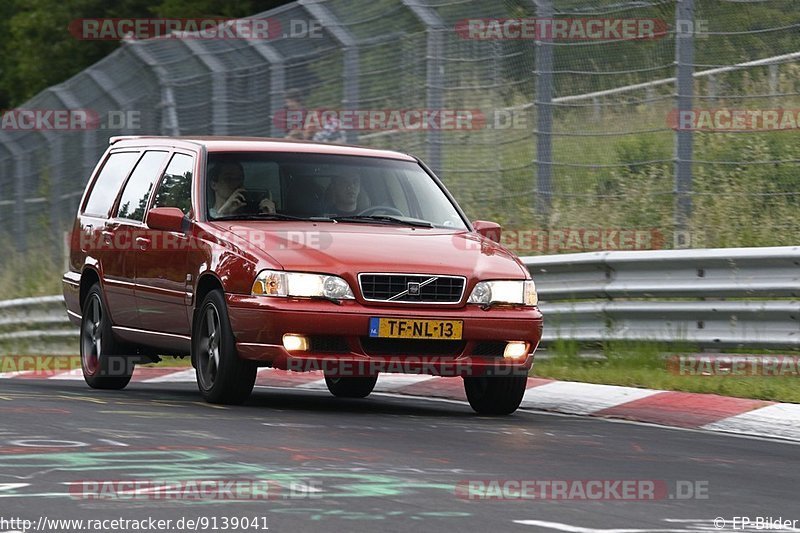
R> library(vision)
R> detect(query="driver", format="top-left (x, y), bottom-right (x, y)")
top-left (208, 161), bottom-right (275, 218)
top-left (324, 175), bottom-right (363, 216)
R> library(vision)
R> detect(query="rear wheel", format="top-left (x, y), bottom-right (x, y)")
top-left (193, 289), bottom-right (257, 405)
top-left (80, 284), bottom-right (134, 390)
top-left (463, 375), bottom-right (527, 415)
top-left (324, 374), bottom-right (378, 398)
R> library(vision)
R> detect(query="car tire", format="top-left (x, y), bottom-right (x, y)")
top-left (463, 375), bottom-right (528, 415)
top-left (324, 374), bottom-right (378, 398)
top-left (193, 289), bottom-right (257, 405)
top-left (80, 283), bottom-right (134, 390)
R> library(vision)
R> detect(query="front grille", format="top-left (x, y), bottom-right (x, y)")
top-left (360, 338), bottom-right (465, 357)
top-left (359, 274), bottom-right (465, 304)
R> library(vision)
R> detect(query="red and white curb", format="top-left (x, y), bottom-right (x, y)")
top-left (2, 367), bottom-right (799, 442)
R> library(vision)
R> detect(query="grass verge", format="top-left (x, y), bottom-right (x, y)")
top-left (533, 342), bottom-right (800, 404)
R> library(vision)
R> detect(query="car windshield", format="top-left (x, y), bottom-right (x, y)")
top-left (205, 152), bottom-right (468, 230)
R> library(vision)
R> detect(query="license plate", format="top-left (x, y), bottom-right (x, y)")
top-left (369, 317), bottom-right (463, 340)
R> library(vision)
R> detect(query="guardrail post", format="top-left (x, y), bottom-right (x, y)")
top-left (534, 0), bottom-right (554, 218)
top-left (674, 0), bottom-right (695, 235)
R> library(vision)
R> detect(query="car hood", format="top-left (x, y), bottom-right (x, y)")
top-left (214, 221), bottom-right (528, 279)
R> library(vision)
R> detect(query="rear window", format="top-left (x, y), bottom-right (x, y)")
top-left (83, 152), bottom-right (140, 218)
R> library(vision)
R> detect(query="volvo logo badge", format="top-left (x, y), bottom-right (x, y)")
top-left (407, 282), bottom-right (421, 295)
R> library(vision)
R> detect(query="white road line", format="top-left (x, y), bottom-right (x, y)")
top-left (513, 520), bottom-right (697, 532)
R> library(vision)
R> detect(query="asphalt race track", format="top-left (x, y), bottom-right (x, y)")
top-left (0, 379), bottom-right (797, 533)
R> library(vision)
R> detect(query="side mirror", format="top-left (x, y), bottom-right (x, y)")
top-left (472, 220), bottom-right (502, 243)
top-left (147, 207), bottom-right (186, 232)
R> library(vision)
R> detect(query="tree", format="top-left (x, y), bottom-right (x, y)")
top-left (0, 0), bottom-right (292, 108)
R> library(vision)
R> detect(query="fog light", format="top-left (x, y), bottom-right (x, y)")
top-left (503, 341), bottom-right (529, 359)
top-left (283, 334), bottom-right (310, 352)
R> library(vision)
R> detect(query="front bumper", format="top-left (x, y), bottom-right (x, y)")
top-left (226, 294), bottom-right (543, 377)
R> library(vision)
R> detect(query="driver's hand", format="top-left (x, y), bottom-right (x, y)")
top-left (259, 197), bottom-right (276, 214)
top-left (219, 188), bottom-right (246, 214)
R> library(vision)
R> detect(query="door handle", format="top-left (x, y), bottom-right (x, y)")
top-left (101, 230), bottom-right (113, 245)
top-left (80, 225), bottom-right (93, 252)
top-left (135, 236), bottom-right (150, 250)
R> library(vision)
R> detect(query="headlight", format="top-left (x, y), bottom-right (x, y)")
top-left (467, 280), bottom-right (537, 307)
top-left (252, 270), bottom-right (355, 300)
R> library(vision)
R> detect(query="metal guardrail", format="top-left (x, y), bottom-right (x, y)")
top-left (0, 295), bottom-right (78, 354)
top-left (525, 246), bottom-right (800, 348)
top-left (0, 247), bottom-right (797, 354)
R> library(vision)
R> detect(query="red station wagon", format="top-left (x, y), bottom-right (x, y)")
top-left (62, 136), bottom-right (543, 414)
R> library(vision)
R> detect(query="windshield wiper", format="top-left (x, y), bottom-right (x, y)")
top-left (332, 215), bottom-right (433, 228)
top-left (212, 213), bottom-right (327, 222)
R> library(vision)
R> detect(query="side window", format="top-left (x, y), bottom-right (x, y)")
top-left (152, 153), bottom-right (194, 215)
top-left (83, 152), bottom-right (140, 217)
top-left (115, 151), bottom-right (169, 222)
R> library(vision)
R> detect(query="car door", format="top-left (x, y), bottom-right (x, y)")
top-left (135, 151), bottom-right (196, 335)
top-left (79, 150), bottom-right (141, 327)
top-left (106, 150), bottom-right (171, 328)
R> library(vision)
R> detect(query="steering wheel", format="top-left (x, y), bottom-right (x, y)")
top-left (357, 205), bottom-right (404, 217)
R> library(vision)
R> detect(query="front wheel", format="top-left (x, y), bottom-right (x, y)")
top-left (193, 289), bottom-right (257, 405)
top-left (324, 374), bottom-right (378, 398)
top-left (463, 375), bottom-right (528, 415)
top-left (80, 284), bottom-right (134, 390)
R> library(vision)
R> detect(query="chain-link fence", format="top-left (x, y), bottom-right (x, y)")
top-left (1, 0), bottom-right (799, 264)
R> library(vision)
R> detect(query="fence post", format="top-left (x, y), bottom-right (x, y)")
top-left (14, 150), bottom-right (27, 252)
top-left (48, 134), bottom-right (64, 263)
top-left (49, 87), bottom-right (90, 231)
top-left (248, 40), bottom-right (286, 138)
top-left (181, 40), bottom-right (228, 135)
top-left (401, 0), bottom-right (445, 174)
top-left (674, 0), bottom-right (695, 236)
top-left (0, 132), bottom-right (27, 251)
top-left (126, 40), bottom-right (181, 136)
top-left (534, 0), bottom-right (554, 218)
top-left (769, 63), bottom-right (779, 97)
top-left (301, 2), bottom-right (360, 144)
